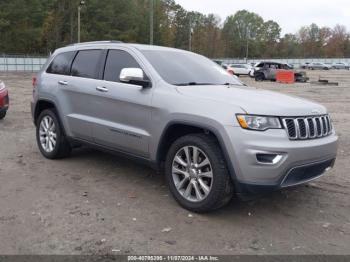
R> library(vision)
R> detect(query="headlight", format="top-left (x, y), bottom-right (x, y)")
top-left (0, 81), bottom-right (4, 91)
top-left (236, 114), bottom-right (282, 131)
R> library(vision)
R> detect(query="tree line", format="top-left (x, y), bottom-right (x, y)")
top-left (0, 0), bottom-right (349, 58)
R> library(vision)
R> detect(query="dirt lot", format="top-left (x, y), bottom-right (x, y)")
top-left (0, 70), bottom-right (350, 255)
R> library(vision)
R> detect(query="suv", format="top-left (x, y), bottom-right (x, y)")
top-left (253, 61), bottom-right (292, 81)
top-left (31, 42), bottom-right (338, 212)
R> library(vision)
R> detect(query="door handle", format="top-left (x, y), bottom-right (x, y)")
top-left (58, 80), bottom-right (68, 86)
top-left (96, 86), bottom-right (109, 92)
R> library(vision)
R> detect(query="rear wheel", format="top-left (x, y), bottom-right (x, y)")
top-left (0, 110), bottom-right (6, 119)
top-left (165, 134), bottom-right (233, 212)
top-left (36, 109), bottom-right (71, 159)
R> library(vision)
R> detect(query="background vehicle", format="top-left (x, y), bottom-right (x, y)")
top-left (308, 62), bottom-right (332, 70)
top-left (253, 61), bottom-right (292, 81)
top-left (250, 61), bottom-right (293, 81)
top-left (227, 64), bottom-right (253, 76)
top-left (221, 64), bottom-right (236, 75)
top-left (300, 62), bottom-right (310, 69)
top-left (332, 62), bottom-right (349, 70)
top-left (0, 80), bottom-right (9, 119)
top-left (31, 42), bottom-right (337, 212)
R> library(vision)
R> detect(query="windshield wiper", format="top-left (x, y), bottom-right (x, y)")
top-left (174, 82), bottom-right (217, 86)
top-left (223, 82), bottom-right (246, 87)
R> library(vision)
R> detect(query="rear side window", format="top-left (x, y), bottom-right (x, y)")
top-left (46, 51), bottom-right (75, 75)
top-left (103, 50), bottom-right (141, 82)
top-left (71, 50), bottom-right (102, 79)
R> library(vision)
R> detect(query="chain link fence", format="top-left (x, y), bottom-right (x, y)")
top-left (1, 54), bottom-right (350, 72)
top-left (0, 54), bottom-right (48, 72)
top-left (216, 57), bottom-right (350, 67)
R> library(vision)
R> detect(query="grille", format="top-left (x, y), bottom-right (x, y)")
top-left (282, 115), bottom-right (332, 140)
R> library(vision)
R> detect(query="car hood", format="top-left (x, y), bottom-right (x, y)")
top-left (176, 85), bottom-right (327, 116)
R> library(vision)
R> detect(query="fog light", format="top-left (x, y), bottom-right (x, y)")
top-left (256, 153), bottom-right (283, 164)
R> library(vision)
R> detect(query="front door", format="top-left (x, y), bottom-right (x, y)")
top-left (91, 49), bottom-right (153, 158)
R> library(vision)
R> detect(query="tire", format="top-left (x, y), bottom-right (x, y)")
top-left (165, 134), bottom-right (234, 212)
top-left (255, 73), bottom-right (265, 81)
top-left (36, 109), bottom-right (71, 159)
top-left (0, 110), bottom-right (6, 119)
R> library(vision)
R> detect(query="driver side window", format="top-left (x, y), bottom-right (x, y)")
top-left (103, 50), bottom-right (141, 82)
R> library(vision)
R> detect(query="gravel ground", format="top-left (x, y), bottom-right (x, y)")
top-left (0, 70), bottom-right (349, 255)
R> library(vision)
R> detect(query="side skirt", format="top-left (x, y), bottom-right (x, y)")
top-left (67, 137), bottom-right (160, 171)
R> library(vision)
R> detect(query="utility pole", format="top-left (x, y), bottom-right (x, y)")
top-left (189, 18), bottom-right (192, 51)
top-left (245, 27), bottom-right (250, 62)
top-left (78, 1), bottom-right (85, 43)
top-left (150, 0), bottom-right (154, 45)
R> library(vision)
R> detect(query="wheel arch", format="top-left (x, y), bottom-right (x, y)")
top-left (33, 99), bottom-right (68, 137)
top-left (156, 121), bottom-right (238, 184)
top-left (34, 99), bottom-right (57, 125)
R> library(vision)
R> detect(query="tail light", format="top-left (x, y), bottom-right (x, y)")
top-left (228, 70), bottom-right (234, 75)
top-left (32, 77), bottom-right (37, 88)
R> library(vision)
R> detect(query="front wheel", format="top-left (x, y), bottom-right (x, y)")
top-left (36, 109), bottom-right (71, 159)
top-left (255, 73), bottom-right (265, 81)
top-left (165, 134), bottom-right (233, 212)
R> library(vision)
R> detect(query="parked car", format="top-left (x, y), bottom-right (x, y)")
top-left (286, 63), bottom-right (294, 69)
top-left (227, 64), bottom-right (253, 76)
top-left (300, 62), bottom-right (310, 69)
top-left (253, 61), bottom-right (293, 81)
top-left (250, 61), bottom-right (292, 78)
top-left (31, 41), bottom-right (338, 212)
top-left (0, 80), bottom-right (9, 119)
top-left (332, 62), bottom-right (349, 70)
top-left (308, 62), bottom-right (332, 70)
top-left (221, 64), bottom-right (235, 75)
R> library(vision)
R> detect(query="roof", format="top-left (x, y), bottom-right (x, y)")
top-left (55, 41), bottom-right (187, 54)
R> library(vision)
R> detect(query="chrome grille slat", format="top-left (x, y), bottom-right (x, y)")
top-left (326, 115), bottom-right (332, 134)
top-left (282, 115), bottom-right (332, 140)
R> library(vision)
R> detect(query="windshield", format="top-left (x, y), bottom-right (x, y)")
top-left (141, 50), bottom-right (243, 86)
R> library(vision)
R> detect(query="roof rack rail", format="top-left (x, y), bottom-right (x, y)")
top-left (69, 40), bottom-right (123, 46)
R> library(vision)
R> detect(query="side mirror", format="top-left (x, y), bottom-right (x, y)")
top-left (119, 68), bottom-right (151, 88)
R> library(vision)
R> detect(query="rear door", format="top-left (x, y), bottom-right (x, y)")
top-left (60, 49), bottom-right (104, 141)
top-left (44, 51), bottom-right (76, 136)
top-left (91, 48), bottom-right (153, 158)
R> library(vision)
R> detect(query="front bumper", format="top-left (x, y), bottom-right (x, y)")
top-left (223, 126), bottom-right (338, 194)
top-left (0, 89), bottom-right (9, 111)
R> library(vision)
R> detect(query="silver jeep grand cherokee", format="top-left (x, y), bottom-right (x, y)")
top-left (31, 41), bottom-right (338, 212)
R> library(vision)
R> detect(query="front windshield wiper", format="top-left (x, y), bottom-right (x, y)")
top-left (223, 82), bottom-right (247, 87)
top-left (173, 82), bottom-right (217, 86)
top-left (173, 82), bottom-right (246, 87)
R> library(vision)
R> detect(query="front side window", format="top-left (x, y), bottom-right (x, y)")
top-left (71, 50), bottom-right (102, 79)
top-left (141, 50), bottom-right (243, 86)
top-left (103, 50), bottom-right (141, 82)
top-left (46, 51), bottom-right (75, 75)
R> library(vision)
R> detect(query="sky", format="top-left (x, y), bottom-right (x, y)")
top-left (175, 0), bottom-right (350, 35)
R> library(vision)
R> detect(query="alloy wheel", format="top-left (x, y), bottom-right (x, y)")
top-left (39, 115), bottom-right (57, 153)
top-left (172, 146), bottom-right (213, 202)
